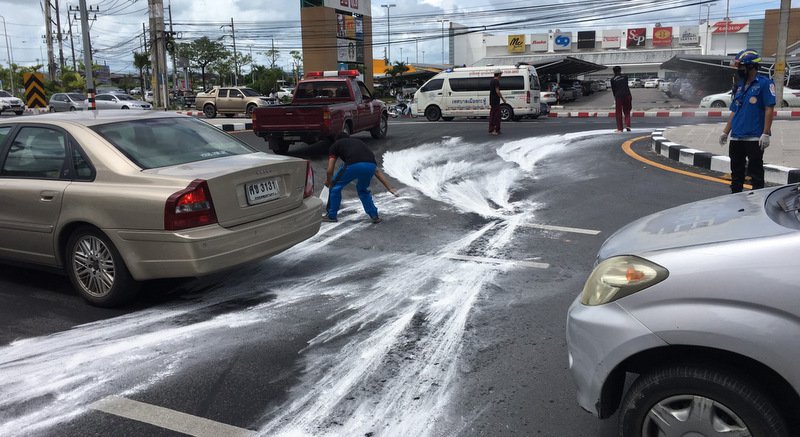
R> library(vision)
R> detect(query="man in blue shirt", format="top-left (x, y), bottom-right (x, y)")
top-left (719, 49), bottom-right (776, 193)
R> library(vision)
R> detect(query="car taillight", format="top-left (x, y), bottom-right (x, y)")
top-left (526, 90), bottom-right (531, 104)
top-left (164, 179), bottom-right (218, 230)
top-left (322, 110), bottom-right (331, 120)
top-left (304, 162), bottom-right (314, 198)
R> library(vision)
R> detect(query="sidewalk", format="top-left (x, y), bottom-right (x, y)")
top-left (652, 120), bottom-right (800, 185)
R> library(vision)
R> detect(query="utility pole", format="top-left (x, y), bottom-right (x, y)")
top-left (54, 1), bottom-right (65, 70)
top-left (723, 0), bottom-right (730, 56)
top-left (0, 15), bottom-right (14, 96)
top-left (415, 37), bottom-right (419, 64)
top-left (67, 10), bottom-right (76, 70)
top-left (381, 4), bottom-right (395, 63)
top-left (221, 18), bottom-right (238, 86)
top-left (78, 0), bottom-right (94, 109)
top-left (702, 3), bottom-right (715, 55)
top-left (167, 1), bottom-right (177, 90)
top-left (44, 0), bottom-right (57, 81)
top-left (148, 0), bottom-right (168, 109)
top-left (774, 0), bottom-right (791, 109)
top-left (436, 19), bottom-right (448, 65)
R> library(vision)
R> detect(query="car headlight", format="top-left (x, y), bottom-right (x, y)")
top-left (580, 255), bottom-right (668, 306)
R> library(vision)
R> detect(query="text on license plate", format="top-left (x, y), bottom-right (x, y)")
top-left (246, 178), bottom-right (281, 205)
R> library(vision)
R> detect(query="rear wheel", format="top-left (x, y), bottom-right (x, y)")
top-left (370, 113), bottom-right (388, 139)
top-left (619, 365), bottom-right (788, 437)
top-left (499, 104), bottom-right (514, 122)
top-left (340, 122), bottom-right (351, 139)
top-left (203, 104), bottom-right (217, 118)
top-left (65, 226), bottom-right (139, 307)
top-left (121, 106), bottom-right (129, 110)
top-left (246, 103), bottom-right (257, 117)
top-left (711, 101), bottom-right (727, 108)
top-left (268, 137), bottom-right (289, 155)
top-left (425, 105), bottom-right (441, 122)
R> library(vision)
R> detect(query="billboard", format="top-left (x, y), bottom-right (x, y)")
top-left (627, 28), bottom-right (646, 48)
top-left (324, 0), bottom-right (371, 16)
top-left (553, 32), bottom-right (572, 51)
top-left (337, 38), bottom-right (358, 63)
top-left (679, 26), bottom-right (699, 44)
top-left (507, 34), bottom-right (525, 53)
top-left (531, 33), bottom-right (548, 52)
top-left (335, 10), bottom-right (364, 64)
top-left (653, 26), bottom-right (673, 47)
top-left (602, 30), bottom-right (622, 48)
top-left (712, 21), bottom-right (748, 33)
top-left (577, 31), bottom-right (596, 49)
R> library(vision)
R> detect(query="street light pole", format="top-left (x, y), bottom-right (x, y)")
top-left (723, 0), bottom-right (730, 56)
top-left (436, 19), bottom-right (448, 65)
top-left (381, 4), bottom-right (395, 63)
top-left (0, 15), bottom-right (14, 96)
top-left (702, 3), bottom-right (716, 55)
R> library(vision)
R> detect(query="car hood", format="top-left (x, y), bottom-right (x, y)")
top-left (598, 188), bottom-right (795, 261)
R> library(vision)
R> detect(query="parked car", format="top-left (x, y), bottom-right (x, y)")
top-left (628, 78), bottom-right (643, 88)
top-left (539, 90), bottom-right (557, 104)
top-left (699, 87), bottom-right (800, 108)
top-left (96, 87), bottom-right (127, 96)
top-left (95, 93), bottom-right (152, 110)
top-left (658, 80), bottom-right (672, 93)
top-left (643, 78), bottom-right (662, 88)
top-left (276, 87), bottom-right (294, 99)
top-left (0, 90), bottom-right (25, 116)
top-left (567, 186), bottom-right (800, 436)
top-left (49, 93), bottom-right (88, 112)
top-left (195, 86), bottom-right (273, 118)
top-left (0, 111), bottom-right (322, 306)
top-left (596, 80), bottom-right (607, 91)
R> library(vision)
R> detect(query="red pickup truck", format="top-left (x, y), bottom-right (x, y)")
top-left (251, 70), bottom-right (388, 154)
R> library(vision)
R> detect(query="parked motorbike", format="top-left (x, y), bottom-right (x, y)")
top-left (388, 102), bottom-right (414, 118)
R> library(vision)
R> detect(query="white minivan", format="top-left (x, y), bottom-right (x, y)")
top-left (412, 64), bottom-right (541, 122)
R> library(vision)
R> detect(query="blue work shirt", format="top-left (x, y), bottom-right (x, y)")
top-left (729, 75), bottom-right (776, 139)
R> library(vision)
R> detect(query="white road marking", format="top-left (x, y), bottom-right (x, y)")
top-left (446, 254), bottom-right (550, 269)
top-left (90, 396), bottom-right (256, 437)
top-left (520, 222), bottom-right (601, 235)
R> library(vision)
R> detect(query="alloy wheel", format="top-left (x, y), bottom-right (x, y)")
top-left (642, 394), bottom-right (750, 437)
top-left (71, 235), bottom-right (116, 298)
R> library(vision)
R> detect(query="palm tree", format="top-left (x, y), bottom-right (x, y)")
top-left (385, 61), bottom-right (410, 95)
top-left (133, 52), bottom-right (150, 95)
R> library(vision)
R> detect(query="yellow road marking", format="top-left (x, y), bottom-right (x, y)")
top-left (621, 135), bottom-right (751, 190)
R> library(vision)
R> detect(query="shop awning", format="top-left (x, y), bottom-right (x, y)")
top-left (473, 55), bottom-right (606, 77)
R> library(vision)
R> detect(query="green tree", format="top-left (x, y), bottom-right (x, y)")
top-left (248, 65), bottom-right (286, 95)
top-left (133, 52), bottom-right (151, 94)
top-left (185, 37), bottom-right (227, 90)
top-left (264, 48), bottom-right (280, 69)
top-left (289, 50), bottom-right (302, 84)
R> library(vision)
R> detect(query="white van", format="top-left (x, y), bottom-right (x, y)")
top-left (412, 64), bottom-right (541, 121)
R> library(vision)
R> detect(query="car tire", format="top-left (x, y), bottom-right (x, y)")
top-left (782, 100), bottom-right (789, 107)
top-left (441, 116), bottom-right (454, 121)
top-left (338, 122), bottom-right (352, 139)
top-left (499, 104), bottom-right (514, 122)
top-left (14, 111), bottom-right (24, 115)
top-left (203, 104), bottom-right (217, 118)
top-left (65, 226), bottom-right (139, 307)
top-left (370, 113), bottom-right (388, 139)
top-left (619, 365), bottom-right (788, 437)
top-left (49, 106), bottom-right (56, 112)
top-left (425, 105), bottom-right (441, 122)
top-left (246, 103), bottom-right (257, 117)
top-left (121, 106), bottom-right (130, 110)
top-left (268, 137), bottom-right (289, 155)
top-left (711, 101), bottom-right (727, 108)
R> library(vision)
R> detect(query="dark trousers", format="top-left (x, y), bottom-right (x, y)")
top-left (729, 140), bottom-right (764, 193)
top-left (488, 105), bottom-right (501, 133)
top-left (614, 95), bottom-right (632, 131)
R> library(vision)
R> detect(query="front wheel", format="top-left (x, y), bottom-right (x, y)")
top-left (65, 226), bottom-right (139, 307)
top-left (246, 103), bottom-right (257, 117)
top-left (370, 114), bottom-right (388, 139)
top-left (121, 106), bottom-right (129, 110)
top-left (268, 137), bottom-right (289, 155)
top-left (499, 104), bottom-right (514, 122)
top-left (14, 110), bottom-right (24, 115)
top-left (619, 365), bottom-right (788, 437)
top-left (203, 104), bottom-right (217, 118)
top-left (425, 105), bottom-right (441, 122)
top-left (711, 101), bottom-right (726, 108)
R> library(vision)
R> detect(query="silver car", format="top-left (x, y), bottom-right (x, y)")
top-left (0, 111), bottom-right (321, 307)
top-left (49, 92), bottom-right (88, 112)
top-left (567, 186), bottom-right (800, 437)
top-left (94, 93), bottom-right (151, 110)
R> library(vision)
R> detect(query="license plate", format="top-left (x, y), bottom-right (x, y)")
top-left (245, 178), bottom-right (281, 205)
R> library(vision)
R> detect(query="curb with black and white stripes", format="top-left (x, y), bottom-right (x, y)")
top-left (650, 128), bottom-right (800, 185)
top-left (212, 122), bottom-right (252, 132)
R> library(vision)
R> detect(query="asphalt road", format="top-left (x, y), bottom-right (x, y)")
top-left (0, 115), bottom-right (731, 437)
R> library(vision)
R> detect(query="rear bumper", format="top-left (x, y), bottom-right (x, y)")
top-left (108, 197), bottom-right (323, 280)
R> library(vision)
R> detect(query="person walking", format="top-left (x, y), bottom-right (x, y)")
top-left (322, 137), bottom-right (398, 223)
top-left (610, 66), bottom-right (632, 132)
top-left (488, 70), bottom-right (507, 135)
top-left (719, 49), bottom-right (775, 194)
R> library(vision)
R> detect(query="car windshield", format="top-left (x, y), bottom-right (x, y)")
top-left (68, 93), bottom-right (86, 100)
top-left (241, 88), bottom-right (261, 97)
top-left (92, 117), bottom-right (256, 169)
top-left (0, 91), bottom-right (11, 97)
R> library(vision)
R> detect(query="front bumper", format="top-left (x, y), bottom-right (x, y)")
top-left (566, 295), bottom-right (667, 416)
top-left (107, 197), bottom-right (322, 280)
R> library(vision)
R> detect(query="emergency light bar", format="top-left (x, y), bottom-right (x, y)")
top-left (305, 70), bottom-right (360, 78)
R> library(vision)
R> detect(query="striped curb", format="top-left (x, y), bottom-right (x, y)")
top-left (550, 110), bottom-right (800, 118)
top-left (205, 121), bottom-right (252, 132)
top-left (650, 128), bottom-right (800, 186)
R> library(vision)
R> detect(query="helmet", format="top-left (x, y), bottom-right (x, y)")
top-left (733, 49), bottom-right (761, 67)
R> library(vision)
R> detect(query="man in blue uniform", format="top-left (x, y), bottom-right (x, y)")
top-left (719, 49), bottom-right (776, 193)
top-left (323, 137), bottom-right (397, 223)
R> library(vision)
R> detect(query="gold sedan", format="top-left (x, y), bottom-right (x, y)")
top-left (0, 111), bottom-right (322, 306)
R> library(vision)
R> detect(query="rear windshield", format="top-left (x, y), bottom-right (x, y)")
top-left (92, 117), bottom-right (255, 169)
top-left (294, 81), bottom-right (351, 99)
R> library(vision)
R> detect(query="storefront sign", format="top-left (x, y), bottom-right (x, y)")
top-left (531, 33), bottom-right (548, 52)
top-left (553, 32), bottom-right (572, 51)
top-left (627, 28), bottom-right (646, 48)
top-left (337, 38), bottom-right (358, 63)
top-left (712, 21), bottom-right (748, 33)
top-left (602, 30), bottom-right (622, 48)
top-left (324, 0), bottom-right (371, 16)
top-left (679, 26), bottom-right (699, 44)
top-left (508, 34), bottom-right (526, 53)
top-left (653, 26), bottom-right (673, 47)
top-left (577, 31), bottom-right (596, 49)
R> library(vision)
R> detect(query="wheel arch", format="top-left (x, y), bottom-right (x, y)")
top-left (57, 221), bottom-right (104, 267)
top-left (598, 345), bottom-right (800, 426)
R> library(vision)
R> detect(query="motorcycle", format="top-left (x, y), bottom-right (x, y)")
top-left (388, 102), bottom-right (414, 118)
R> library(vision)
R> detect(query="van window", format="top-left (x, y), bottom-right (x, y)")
top-left (420, 79), bottom-right (444, 92)
top-left (530, 75), bottom-right (541, 91)
top-left (449, 76), bottom-right (525, 92)
top-left (499, 76), bottom-right (525, 90)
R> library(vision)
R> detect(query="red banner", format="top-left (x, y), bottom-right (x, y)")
top-left (712, 22), bottom-right (747, 33)
top-left (627, 28), bottom-right (646, 48)
top-left (653, 27), bottom-right (673, 47)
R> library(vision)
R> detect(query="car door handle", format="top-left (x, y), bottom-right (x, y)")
top-left (40, 190), bottom-right (59, 201)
